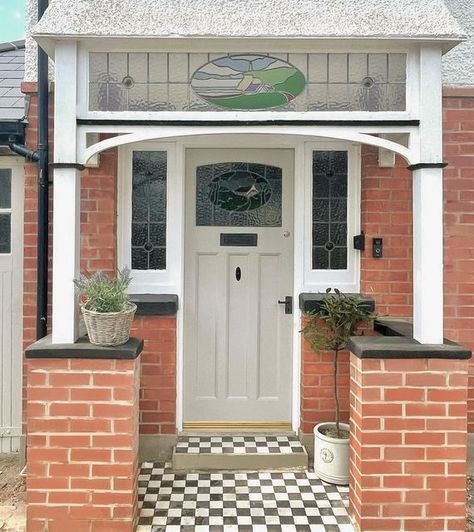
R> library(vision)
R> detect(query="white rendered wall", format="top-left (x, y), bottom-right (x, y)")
top-left (25, 0), bottom-right (469, 84)
top-left (443, 0), bottom-right (474, 86)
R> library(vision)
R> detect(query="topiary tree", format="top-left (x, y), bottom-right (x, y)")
top-left (302, 288), bottom-right (376, 438)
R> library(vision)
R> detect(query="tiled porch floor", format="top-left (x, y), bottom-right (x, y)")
top-left (137, 462), bottom-right (354, 531)
top-left (175, 435), bottom-right (306, 455)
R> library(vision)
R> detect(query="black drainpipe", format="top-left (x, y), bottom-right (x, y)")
top-left (36, 0), bottom-right (49, 339)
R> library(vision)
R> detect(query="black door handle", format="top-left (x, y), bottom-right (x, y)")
top-left (278, 296), bottom-right (293, 314)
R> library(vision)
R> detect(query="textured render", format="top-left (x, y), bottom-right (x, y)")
top-left (25, 0), bottom-right (470, 82)
top-left (24, 0), bottom-right (37, 86)
top-left (33, 0), bottom-right (463, 39)
top-left (443, 0), bottom-right (474, 85)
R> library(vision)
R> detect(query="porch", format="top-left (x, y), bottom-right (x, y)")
top-left (22, 6), bottom-right (474, 531)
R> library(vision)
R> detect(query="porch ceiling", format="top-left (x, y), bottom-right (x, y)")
top-left (33, 0), bottom-right (464, 43)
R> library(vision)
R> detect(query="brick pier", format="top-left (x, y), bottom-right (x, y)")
top-left (349, 352), bottom-right (469, 532)
top-left (25, 339), bottom-right (142, 532)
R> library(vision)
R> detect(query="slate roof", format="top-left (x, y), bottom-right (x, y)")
top-left (0, 41), bottom-right (25, 121)
top-left (33, 0), bottom-right (464, 42)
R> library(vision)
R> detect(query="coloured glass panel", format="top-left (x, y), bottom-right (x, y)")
top-left (312, 151), bottom-right (348, 270)
top-left (0, 169), bottom-right (11, 209)
top-left (131, 151), bottom-right (167, 270)
top-left (196, 163), bottom-right (282, 227)
top-left (0, 214), bottom-right (11, 254)
top-left (191, 55), bottom-right (305, 110)
top-left (89, 52), bottom-right (406, 112)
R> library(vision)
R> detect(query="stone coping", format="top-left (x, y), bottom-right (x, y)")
top-left (349, 319), bottom-right (471, 359)
top-left (130, 294), bottom-right (178, 316)
top-left (26, 335), bottom-right (144, 359)
top-left (299, 292), bottom-right (375, 313)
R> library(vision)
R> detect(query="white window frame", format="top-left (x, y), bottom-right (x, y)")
top-left (117, 141), bottom-right (180, 293)
top-left (302, 142), bottom-right (361, 292)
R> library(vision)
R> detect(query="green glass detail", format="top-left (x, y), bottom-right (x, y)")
top-left (196, 162), bottom-right (282, 227)
top-left (208, 169), bottom-right (272, 212)
top-left (191, 54), bottom-right (306, 110)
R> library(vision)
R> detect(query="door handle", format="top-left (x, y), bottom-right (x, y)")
top-left (278, 296), bottom-right (293, 314)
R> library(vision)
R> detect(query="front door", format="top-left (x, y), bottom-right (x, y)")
top-left (184, 148), bottom-right (294, 427)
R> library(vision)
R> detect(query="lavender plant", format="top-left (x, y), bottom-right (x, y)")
top-left (73, 268), bottom-right (132, 313)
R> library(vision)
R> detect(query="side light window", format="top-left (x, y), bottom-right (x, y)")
top-left (312, 151), bottom-right (348, 270)
top-left (131, 151), bottom-right (167, 270)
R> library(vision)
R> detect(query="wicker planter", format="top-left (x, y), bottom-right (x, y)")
top-left (81, 302), bottom-right (137, 347)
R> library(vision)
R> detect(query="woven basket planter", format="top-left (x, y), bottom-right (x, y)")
top-left (81, 302), bottom-right (137, 347)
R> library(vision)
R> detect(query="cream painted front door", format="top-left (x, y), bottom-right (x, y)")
top-left (184, 148), bottom-right (294, 426)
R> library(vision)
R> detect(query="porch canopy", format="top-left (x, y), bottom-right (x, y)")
top-left (31, 0), bottom-right (464, 345)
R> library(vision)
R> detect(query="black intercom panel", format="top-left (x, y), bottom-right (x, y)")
top-left (372, 238), bottom-right (383, 258)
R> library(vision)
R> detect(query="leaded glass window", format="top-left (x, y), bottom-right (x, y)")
top-left (0, 169), bottom-right (12, 254)
top-left (131, 151), bottom-right (167, 270)
top-left (89, 52), bottom-right (406, 112)
top-left (312, 151), bottom-right (348, 270)
top-left (196, 162), bottom-right (282, 227)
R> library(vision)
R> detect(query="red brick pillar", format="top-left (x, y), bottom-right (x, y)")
top-left (349, 353), bottom-right (469, 532)
top-left (26, 339), bottom-right (142, 532)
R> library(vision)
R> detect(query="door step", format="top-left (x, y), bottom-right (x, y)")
top-left (172, 435), bottom-right (308, 472)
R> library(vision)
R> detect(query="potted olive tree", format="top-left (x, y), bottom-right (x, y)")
top-left (302, 288), bottom-right (375, 485)
top-left (74, 268), bottom-right (137, 347)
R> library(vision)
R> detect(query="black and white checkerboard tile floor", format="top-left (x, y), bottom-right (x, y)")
top-left (137, 462), bottom-right (354, 531)
top-left (174, 435), bottom-right (306, 455)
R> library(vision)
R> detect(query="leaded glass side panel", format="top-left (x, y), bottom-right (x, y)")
top-left (131, 151), bottom-right (167, 270)
top-left (0, 214), bottom-right (11, 254)
top-left (196, 162), bottom-right (282, 227)
top-left (0, 169), bottom-right (11, 209)
top-left (312, 151), bottom-right (348, 270)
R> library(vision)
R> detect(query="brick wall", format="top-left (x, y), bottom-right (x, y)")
top-left (443, 88), bottom-right (474, 431)
top-left (300, 339), bottom-right (350, 434)
top-left (131, 316), bottom-right (177, 435)
top-left (350, 354), bottom-right (468, 532)
top-left (360, 148), bottom-right (413, 317)
top-left (26, 356), bottom-right (140, 532)
top-left (80, 143), bottom-right (117, 275)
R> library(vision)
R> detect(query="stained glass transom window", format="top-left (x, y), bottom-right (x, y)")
top-left (312, 151), bottom-right (348, 270)
top-left (89, 52), bottom-right (406, 112)
top-left (131, 151), bottom-right (167, 270)
top-left (196, 163), bottom-right (282, 227)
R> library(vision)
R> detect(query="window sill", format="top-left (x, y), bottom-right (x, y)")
top-left (130, 294), bottom-right (178, 316)
top-left (299, 292), bottom-right (375, 313)
top-left (26, 335), bottom-right (144, 359)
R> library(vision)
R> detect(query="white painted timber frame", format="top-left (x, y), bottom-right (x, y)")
top-left (75, 39), bottom-right (421, 122)
top-left (49, 38), bottom-right (446, 364)
top-left (118, 142), bottom-right (180, 294)
top-left (0, 157), bottom-right (24, 452)
top-left (52, 41), bottom-right (81, 344)
top-left (303, 142), bottom-right (361, 292)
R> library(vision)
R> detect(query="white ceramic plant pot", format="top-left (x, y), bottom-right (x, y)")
top-left (314, 422), bottom-right (350, 485)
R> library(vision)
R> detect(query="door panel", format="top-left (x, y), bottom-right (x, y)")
top-left (0, 162), bottom-right (23, 452)
top-left (184, 149), bottom-right (294, 424)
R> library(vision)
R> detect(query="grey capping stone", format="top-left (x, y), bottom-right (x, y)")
top-left (299, 293), bottom-right (375, 313)
top-left (349, 319), bottom-right (471, 360)
top-left (130, 294), bottom-right (178, 316)
top-left (26, 335), bottom-right (144, 359)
